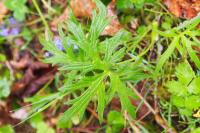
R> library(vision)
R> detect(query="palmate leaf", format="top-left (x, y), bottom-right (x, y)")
top-left (89, 0), bottom-right (108, 46)
top-left (43, 54), bottom-right (69, 65)
top-left (166, 62), bottom-right (200, 117)
top-left (110, 47), bottom-right (126, 63)
top-left (59, 75), bottom-right (98, 93)
top-left (39, 0), bottom-right (146, 126)
top-left (171, 95), bottom-right (185, 108)
top-left (166, 80), bottom-right (188, 96)
top-left (61, 75), bottom-right (101, 104)
top-left (58, 25), bottom-right (76, 59)
top-left (106, 75), bottom-right (117, 104)
top-left (116, 59), bottom-right (148, 82)
top-left (87, 0), bottom-right (109, 58)
top-left (120, 68), bottom-right (148, 82)
top-left (185, 95), bottom-right (200, 110)
top-left (40, 37), bottom-right (60, 54)
top-left (67, 21), bottom-right (86, 48)
top-left (97, 81), bottom-right (106, 121)
top-left (110, 73), bottom-right (136, 118)
top-left (101, 31), bottom-right (130, 62)
top-left (175, 61), bottom-right (195, 85)
top-left (119, 87), bottom-right (136, 118)
top-left (39, 37), bottom-right (70, 65)
top-left (188, 77), bottom-right (200, 94)
top-left (58, 75), bottom-right (104, 127)
top-left (16, 93), bottom-right (60, 127)
top-left (59, 62), bottom-right (93, 71)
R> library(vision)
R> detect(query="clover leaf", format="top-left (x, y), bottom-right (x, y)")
top-left (4, 0), bottom-right (28, 21)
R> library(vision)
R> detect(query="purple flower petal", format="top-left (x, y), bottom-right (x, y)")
top-left (9, 17), bottom-right (18, 25)
top-left (0, 28), bottom-right (10, 36)
top-left (0, 17), bottom-right (21, 37)
top-left (10, 27), bottom-right (20, 36)
top-left (54, 37), bottom-right (64, 51)
top-left (53, 36), bottom-right (79, 52)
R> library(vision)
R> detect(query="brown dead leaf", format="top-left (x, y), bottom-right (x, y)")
top-left (164, 0), bottom-right (200, 19)
top-left (51, 8), bottom-right (70, 31)
top-left (11, 108), bottom-right (29, 120)
top-left (51, 0), bottom-right (95, 31)
top-left (22, 67), bottom-right (56, 97)
top-left (130, 19), bottom-right (139, 30)
top-left (0, 105), bottom-right (19, 126)
top-left (155, 114), bottom-right (177, 133)
top-left (12, 64), bottom-right (56, 97)
top-left (51, 0), bottom-right (122, 36)
top-left (131, 81), bottom-right (152, 120)
top-left (53, 0), bottom-right (67, 4)
top-left (163, 0), bottom-right (200, 59)
top-left (102, 1), bottom-right (122, 36)
top-left (10, 52), bottom-right (57, 97)
top-left (0, 2), bottom-right (8, 22)
top-left (70, 0), bottom-right (96, 17)
top-left (0, 104), bottom-right (36, 133)
top-left (10, 53), bottom-right (30, 70)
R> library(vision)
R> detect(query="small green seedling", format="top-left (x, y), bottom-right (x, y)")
top-left (106, 111), bottom-right (125, 133)
top-left (5, 0), bottom-right (28, 21)
top-left (166, 62), bottom-right (200, 117)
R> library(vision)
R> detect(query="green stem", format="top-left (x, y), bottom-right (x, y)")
top-left (32, 0), bottom-right (49, 30)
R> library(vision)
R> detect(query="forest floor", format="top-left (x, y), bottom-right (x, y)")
top-left (0, 0), bottom-right (200, 133)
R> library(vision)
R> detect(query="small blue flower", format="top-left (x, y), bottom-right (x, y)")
top-left (44, 51), bottom-right (52, 57)
top-left (0, 17), bottom-right (21, 37)
top-left (54, 37), bottom-right (64, 51)
top-left (54, 37), bottom-right (78, 51)
top-left (73, 43), bottom-right (78, 50)
top-left (9, 18), bottom-right (17, 24)
top-left (44, 37), bottom-right (78, 57)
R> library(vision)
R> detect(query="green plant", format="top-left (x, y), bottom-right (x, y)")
top-left (4, 0), bottom-right (28, 21)
top-left (30, 113), bottom-right (55, 133)
top-left (0, 125), bottom-right (14, 133)
top-left (0, 54), bottom-right (12, 99)
top-left (106, 111), bottom-right (125, 133)
top-left (0, 54), bottom-right (6, 62)
top-left (0, 78), bottom-right (11, 99)
top-left (40, 0), bottom-right (149, 127)
top-left (21, 27), bottom-right (32, 42)
top-left (116, 0), bottom-right (156, 10)
top-left (155, 14), bottom-right (200, 75)
top-left (166, 61), bottom-right (200, 117)
top-left (191, 128), bottom-right (200, 133)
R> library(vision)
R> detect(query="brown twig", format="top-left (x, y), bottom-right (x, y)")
top-left (83, 104), bottom-right (97, 128)
top-left (124, 111), bottom-right (141, 133)
top-left (86, 106), bottom-right (99, 120)
top-left (137, 110), bottom-right (151, 121)
top-left (127, 82), bottom-right (177, 133)
top-left (127, 82), bottom-right (156, 115)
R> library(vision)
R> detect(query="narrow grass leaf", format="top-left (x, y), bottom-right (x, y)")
top-left (155, 37), bottom-right (179, 73)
